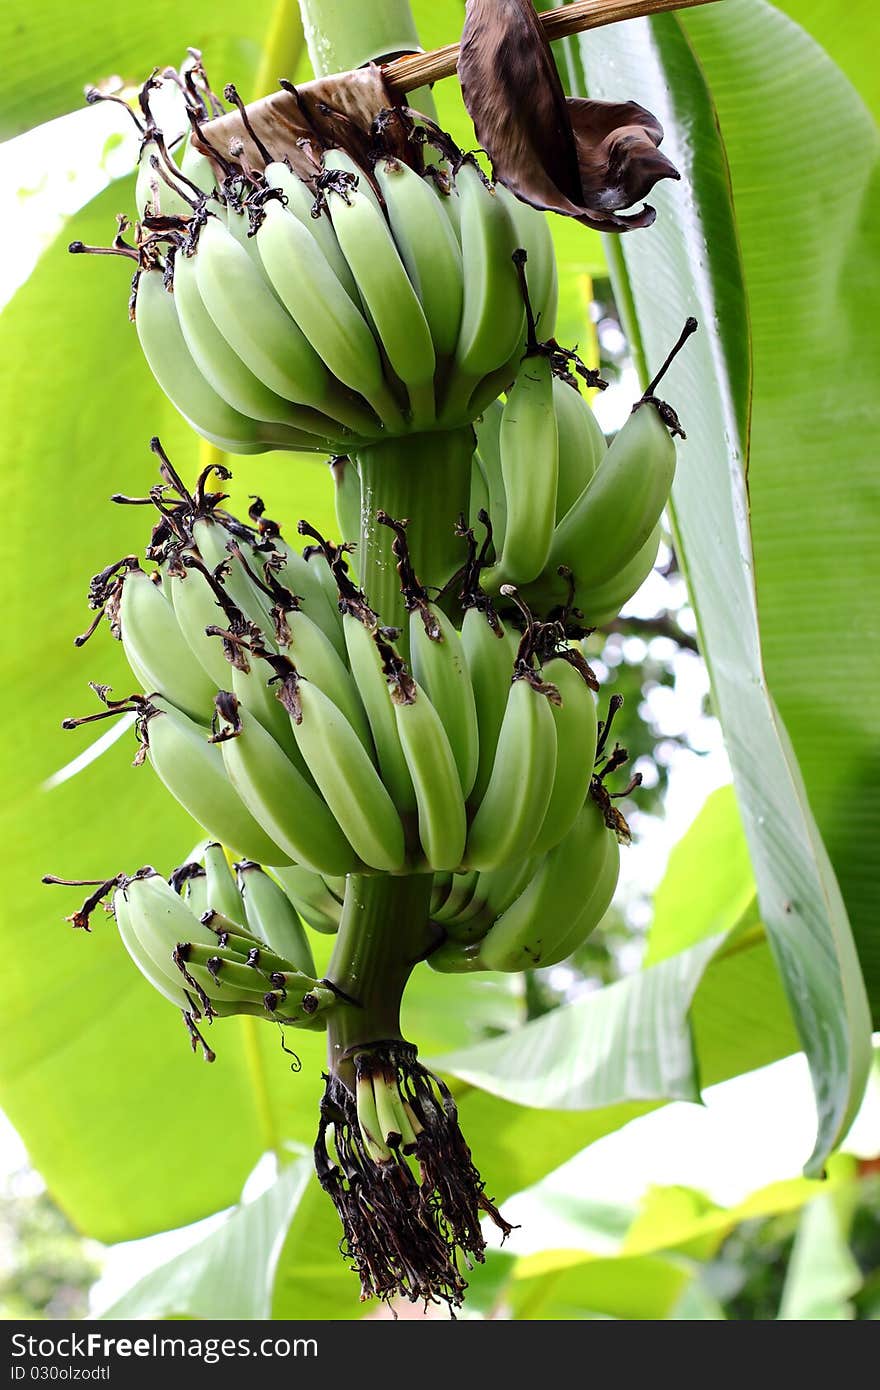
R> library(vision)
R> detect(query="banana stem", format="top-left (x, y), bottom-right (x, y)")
top-left (325, 873), bottom-right (434, 1091)
top-left (254, 0), bottom-right (306, 100)
top-left (353, 425), bottom-right (475, 634)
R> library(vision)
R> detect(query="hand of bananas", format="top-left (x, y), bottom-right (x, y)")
top-left (64, 446), bottom-right (640, 968)
top-left (71, 67), bottom-right (559, 454)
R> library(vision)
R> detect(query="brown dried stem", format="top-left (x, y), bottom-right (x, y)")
top-left (382, 0), bottom-right (719, 94)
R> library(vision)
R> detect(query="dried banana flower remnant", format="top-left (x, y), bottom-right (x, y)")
top-left (458, 0), bottom-right (679, 231)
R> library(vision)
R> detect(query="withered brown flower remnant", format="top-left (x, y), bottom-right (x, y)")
top-left (458, 0), bottom-right (679, 230)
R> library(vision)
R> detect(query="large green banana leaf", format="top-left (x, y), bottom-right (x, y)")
top-left (561, 0), bottom-right (877, 1173)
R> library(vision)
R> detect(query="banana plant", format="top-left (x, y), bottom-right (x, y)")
top-left (0, 0), bottom-right (876, 1320)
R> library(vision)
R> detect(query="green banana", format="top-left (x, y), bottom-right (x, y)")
top-left (442, 161), bottom-right (524, 417)
top-left (374, 157), bottom-right (464, 361)
top-left (324, 162), bottom-right (436, 427)
top-left (553, 375), bottom-right (607, 521)
top-left (168, 554), bottom-right (235, 688)
top-left (290, 679), bottom-right (406, 874)
top-left (255, 198), bottom-right (399, 425)
top-left (431, 871), bottom-right (479, 924)
top-left (540, 824), bottom-right (620, 968)
top-left (496, 184), bottom-right (558, 338)
top-left (443, 853), bottom-right (541, 943)
top-left (194, 216), bottom-right (375, 435)
top-left (113, 884), bottom-right (191, 1009)
top-left (173, 247), bottom-right (322, 428)
top-left (342, 614), bottom-right (416, 815)
top-left (271, 864), bottom-right (342, 935)
top-left (473, 398), bottom-right (506, 556)
top-left (145, 697), bottom-right (290, 865)
top-left (489, 349), bottom-right (558, 587)
top-left (463, 675), bottom-right (557, 871)
top-left (135, 268), bottom-right (327, 454)
top-left (578, 524), bottom-right (663, 628)
top-left (119, 564), bottom-right (216, 723)
top-left (543, 311), bottom-right (699, 596)
top-left (460, 607), bottom-right (517, 805)
top-left (394, 681), bottom-right (467, 872)
top-left (281, 610), bottom-right (373, 755)
top-left (215, 698), bottom-right (357, 876)
top-left (203, 842), bottom-right (246, 926)
top-left (529, 657), bottom-right (598, 858)
top-left (182, 866), bottom-right (208, 920)
top-left (263, 161), bottom-right (360, 302)
top-left (409, 603), bottom-right (479, 799)
top-left (332, 456), bottom-right (362, 550)
top-left (476, 800), bottom-right (610, 972)
top-left (236, 862), bottom-right (316, 976)
top-left (135, 138), bottom-right (193, 220)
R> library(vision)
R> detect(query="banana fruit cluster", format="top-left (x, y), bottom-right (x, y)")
top-left (47, 842), bottom-right (335, 1059)
top-left (66, 448), bottom-right (638, 972)
top-left (75, 71), bottom-right (557, 455)
top-left (467, 320), bottom-right (696, 626)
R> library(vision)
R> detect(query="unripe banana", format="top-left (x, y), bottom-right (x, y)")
top-left (332, 456), bottom-right (361, 549)
top-left (173, 248), bottom-right (322, 428)
top-left (496, 184), bottom-right (558, 338)
top-left (269, 539), bottom-right (347, 661)
top-left (271, 864), bottom-right (342, 935)
top-left (282, 611), bottom-right (373, 755)
top-left (119, 565), bottom-right (216, 723)
top-left (431, 871), bottom-right (479, 924)
top-left (463, 676), bottom-right (558, 871)
top-left (216, 700), bottom-right (357, 877)
top-left (443, 853), bottom-right (540, 943)
top-left (194, 216), bottom-right (375, 436)
top-left (476, 800), bottom-right (610, 972)
top-left (237, 862), bottom-right (316, 976)
top-left (540, 822), bottom-right (620, 968)
top-left (263, 161), bottom-right (359, 303)
top-left (182, 867), bottom-right (208, 920)
top-left (135, 268), bottom-right (327, 454)
top-left (489, 349), bottom-right (558, 587)
top-left (553, 375), bottom-right (607, 521)
top-left (460, 606), bottom-right (517, 805)
top-left (469, 452), bottom-right (490, 532)
top-left (393, 681), bottom-right (468, 872)
top-left (146, 698), bottom-right (290, 866)
top-left (409, 604), bottom-right (479, 799)
top-left (442, 161), bottom-right (524, 417)
top-left (578, 524), bottom-right (662, 628)
top-left (324, 160), bottom-right (436, 427)
top-left (124, 869), bottom-right (221, 993)
top-left (203, 841), bottom-right (246, 926)
top-left (190, 517), bottom-right (275, 639)
top-left (374, 157), bottom-right (464, 360)
top-left (168, 556), bottom-right (234, 689)
top-left (547, 398), bottom-right (679, 591)
top-left (529, 658), bottom-right (598, 858)
top-left (290, 679), bottom-right (406, 873)
top-left (178, 135), bottom-right (217, 194)
top-left (474, 398), bottom-right (506, 555)
top-left (342, 614), bottom-right (416, 815)
top-left (135, 139), bottom-right (192, 219)
top-left (255, 198), bottom-right (399, 425)
top-left (113, 884), bottom-right (191, 1009)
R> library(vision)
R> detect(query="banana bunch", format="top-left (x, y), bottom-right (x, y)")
top-left (44, 843), bottom-right (335, 1061)
top-left (470, 319), bottom-right (697, 626)
top-left (67, 448), bottom-right (630, 977)
top-left (73, 69), bottom-right (558, 454)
